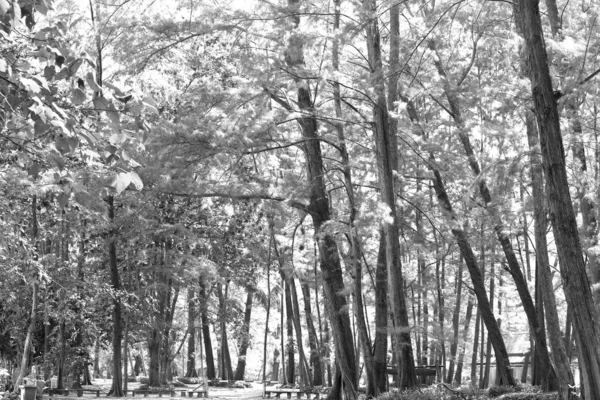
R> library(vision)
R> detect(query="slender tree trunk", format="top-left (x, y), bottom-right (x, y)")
top-left (278, 0), bottom-right (358, 394)
top-left (518, 1), bottom-right (600, 398)
top-left (15, 197), bottom-right (40, 388)
top-left (200, 282), bottom-right (215, 380)
top-left (217, 283), bottom-right (233, 380)
top-left (430, 38), bottom-right (555, 388)
top-left (186, 289), bottom-right (198, 378)
top-left (364, 0), bottom-right (416, 386)
top-left (94, 339), bottom-right (101, 379)
top-left (107, 196), bottom-right (124, 396)
top-left (234, 287), bottom-right (254, 380)
top-left (400, 92), bottom-right (517, 387)
top-left (123, 313), bottom-right (129, 392)
top-left (262, 232), bottom-right (273, 383)
top-left (330, 0), bottom-right (374, 390)
top-left (446, 257), bottom-right (464, 383)
top-left (372, 235), bottom-right (388, 394)
top-left (300, 279), bottom-right (322, 386)
top-left (482, 261), bottom-right (495, 388)
top-left (527, 110), bottom-right (575, 399)
top-left (454, 293), bottom-right (474, 385)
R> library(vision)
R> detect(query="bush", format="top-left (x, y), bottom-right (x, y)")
top-left (136, 376), bottom-right (150, 384)
top-left (489, 386), bottom-right (520, 398)
top-left (497, 394), bottom-right (557, 400)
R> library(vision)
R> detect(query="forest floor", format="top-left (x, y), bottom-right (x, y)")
top-left (43, 379), bottom-right (265, 400)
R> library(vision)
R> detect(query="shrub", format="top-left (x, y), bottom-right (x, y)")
top-left (136, 376), bottom-right (150, 384)
top-left (489, 386), bottom-right (520, 398)
top-left (496, 394), bottom-right (557, 400)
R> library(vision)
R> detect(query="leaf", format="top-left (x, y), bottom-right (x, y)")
top-left (68, 58), bottom-right (83, 76)
top-left (70, 88), bottom-right (86, 105)
top-left (55, 136), bottom-right (70, 154)
top-left (129, 171), bottom-right (143, 190)
top-left (110, 172), bottom-right (131, 195)
top-left (93, 96), bottom-right (110, 111)
top-left (67, 137), bottom-right (79, 152)
top-left (57, 192), bottom-right (69, 209)
top-left (74, 191), bottom-right (94, 208)
top-left (0, 0), bottom-right (9, 17)
top-left (11, 1), bottom-right (21, 28)
top-left (19, 77), bottom-right (40, 93)
top-left (34, 119), bottom-right (51, 135)
top-left (104, 145), bottom-right (118, 155)
top-left (143, 95), bottom-right (159, 115)
top-left (34, 0), bottom-right (49, 15)
top-left (0, 58), bottom-right (7, 73)
top-left (128, 99), bottom-right (143, 116)
top-left (48, 153), bottom-right (65, 170)
top-left (85, 71), bottom-right (101, 92)
top-left (28, 162), bottom-right (41, 178)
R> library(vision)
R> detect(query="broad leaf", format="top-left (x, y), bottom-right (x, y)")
top-left (110, 172), bottom-right (131, 195)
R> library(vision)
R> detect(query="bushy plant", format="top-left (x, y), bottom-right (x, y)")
top-left (489, 385), bottom-right (521, 398)
top-left (496, 393), bottom-right (557, 400)
top-left (136, 376), bottom-right (150, 384)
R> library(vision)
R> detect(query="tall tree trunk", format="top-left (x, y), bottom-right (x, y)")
top-left (446, 257), bottom-right (464, 383)
top-left (329, 0), bottom-right (374, 390)
top-left (94, 339), bottom-right (101, 379)
top-left (200, 282), bottom-right (215, 380)
top-left (217, 283), bottom-right (233, 380)
top-left (284, 279), bottom-right (295, 384)
top-left (234, 287), bottom-right (255, 381)
top-left (454, 293), bottom-right (474, 385)
top-left (372, 235), bottom-right (388, 394)
top-left (527, 110), bottom-right (575, 399)
top-left (107, 196), bottom-right (124, 396)
top-left (263, 233), bottom-right (273, 383)
top-left (518, 1), bottom-right (600, 398)
top-left (276, 0), bottom-right (358, 394)
top-left (300, 279), bottom-right (322, 386)
top-left (123, 313), bottom-right (129, 392)
top-left (482, 261), bottom-right (495, 388)
top-left (471, 310), bottom-right (480, 385)
top-left (15, 196), bottom-right (40, 388)
top-left (400, 92), bottom-right (517, 387)
top-left (430, 39), bottom-right (555, 388)
top-left (186, 289), bottom-right (198, 378)
top-left (364, 0), bottom-right (416, 387)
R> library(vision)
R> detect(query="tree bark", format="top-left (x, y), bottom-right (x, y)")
top-left (364, 0), bottom-right (416, 387)
top-left (107, 195), bottom-right (124, 396)
top-left (372, 235), bottom-right (388, 394)
top-left (217, 283), bottom-right (234, 380)
top-left (518, 1), bottom-right (600, 398)
top-left (454, 293), bottom-right (474, 385)
top-left (200, 282), bottom-right (216, 380)
top-left (526, 110), bottom-right (575, 399)
top-left (300, 279), bottom-right (322, 386)
top-left (430, 38), bottom-right (555, 388)
top-left (186, 288), bottom-right (198, 378)
top-left (234, 287), bottom-right (254, 380)
top-left (400, 89), bottom-right (517, 387)
top-left (446, 256), bottom-right (463, 383)
top-left (279, 0), bottom-right (358, 394)
top-left (15, 196), bottom-right (40, 388)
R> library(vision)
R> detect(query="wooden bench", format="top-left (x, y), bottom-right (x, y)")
top-left (79, 389), bottom-right (101, 397)
top-left (132, 390), bottom-right (176, 397)
top-left (180, 390), bottom-right (208, 398)
top-left (264, 389), bottom-right (321, 399)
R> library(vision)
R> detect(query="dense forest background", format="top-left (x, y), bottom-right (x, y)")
top-left (1, 0), bottom-right (600, 399)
